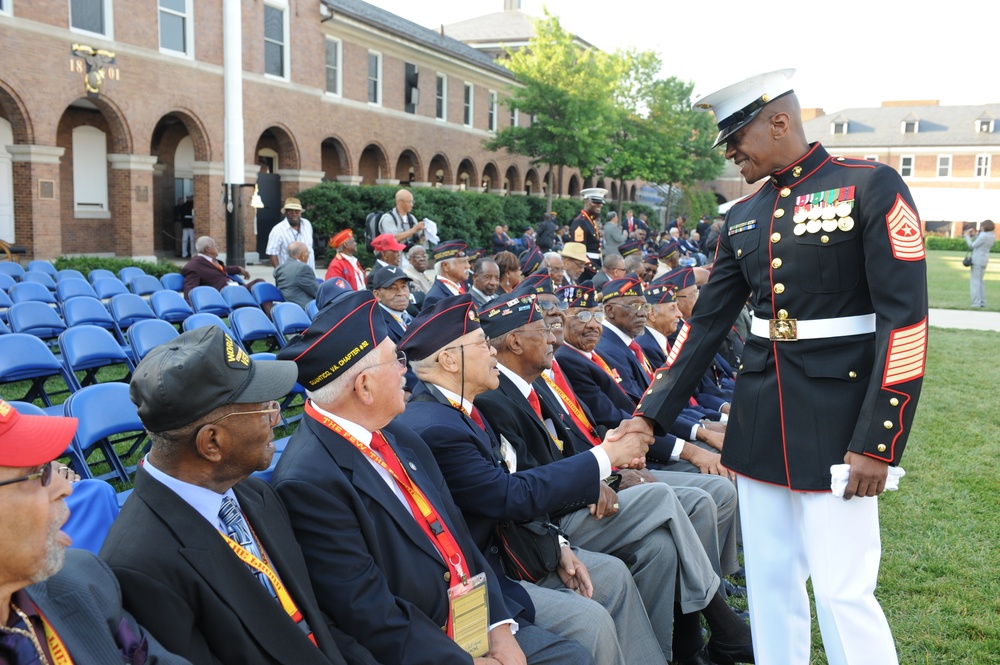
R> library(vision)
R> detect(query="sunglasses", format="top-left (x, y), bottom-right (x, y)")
top-left (0, 462), bottom-right (52, 489)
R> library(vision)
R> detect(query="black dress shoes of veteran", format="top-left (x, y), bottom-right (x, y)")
top-left (673, 638), bottom-right (755, 665)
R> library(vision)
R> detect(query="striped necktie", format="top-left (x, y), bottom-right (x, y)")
top-left (219, 496), bottom-right (276, 597)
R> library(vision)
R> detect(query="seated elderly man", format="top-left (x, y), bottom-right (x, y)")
top-left (100, 328), bottom-right (373, 665)
top-left (273, 290), bottom-right (592, 665)
top-left (473, 294), bottom-right (753, 665)
top-left (424, 240), bottom-right (472, 308)
top-left (368, 264), bottom-right (413, 343)
top-left (397, 295), bottom-right (663, 665)
top-left (274, 240), bottom-right (319, 308)
top-left (181, 235), bottom-right (253, 297)
top-left (0, 400), bottom-right (190, 664)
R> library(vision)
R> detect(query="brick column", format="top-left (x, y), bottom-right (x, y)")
top-left (191, 161), bottom-right (226, 245)
top-left (108, 154), bottom-right (158, 261)
top-left (6, 145), bottom-right (64, 261)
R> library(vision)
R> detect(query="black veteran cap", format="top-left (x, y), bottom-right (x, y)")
top-left (277, 290), bottom-right (387, 390)
top-left (558, 281), bottom-right (599, 309)
top-left (479, 294), bottom-right (543, 337)
top-left (645, 279), bottom-right (678, 305)
top-left (509, 270), bottom-right (554, 298)
top-left (519, 245), bottom-right (544, 275)
top-left (130, 326), bottom-right (298, 433)
top-left (431, 240), bottom-right (468, 261)
top-left (618, 240), bottom-right (643, 258)
top-left (658, 239), bottom-right (679, 260)
top-left (399, 294), bottom-right (481, 362)
top-left (368, 264), bottom-right (412, 290)
top-left (316, 276), bottom-right (354, 309)
top-left (662, 266), bottom-right (698, 291)
top-left (694, 68), bottom-right (795, 148)
top-left (601, 276), bottom-right (644, 302)
top-left (467, 247), bottom-right (487, 262)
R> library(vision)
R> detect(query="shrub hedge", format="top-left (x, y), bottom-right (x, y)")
top-left (924, 236), bottom-right (999, 253)
top-left (53, 255), bottom-right (180, 278)
top-left (296, 183), bottom-right (655, 260)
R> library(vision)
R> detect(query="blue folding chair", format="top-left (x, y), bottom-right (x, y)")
top-left (128, 274), bottom-right (165, 299)
top-left (221, 284), bottom-right (259, 311)
top-left (9, 281), bottom-right (58, 308)
top-left (61, 296), bottom-right (122, 339)
top-left (150, 289), bottom-right (193, 325)
top-left (59, 325), bottom-right (135, 390)
top-left (27, 260), bottom-right (57, 276)
top-left (0, 273), bottom-right (16, 292)
top-left (160, 272), bottom-right (183, 292)
top-left (0, 290), bottom-right (11, 323)
top-left (56, 278), bottom-right (100, 303)
top-left (63, 479), bottom-right (121, 554)
top-left (55, 269), bottom-right (87, 283)
top-left (250, 436), bottom-right (290, 483)
top-left (306, 299), bottom-right (318, 320)
top-left (230, 307), bottom-right (283, 352)
top-left (126, 319), bottom-right (179, 362)
top-left (271, 302), bottom-right (311, 342)
top-left (93, 278), bottom-right (130, 304)
top-left (108, 294), bottom-right (157, 341)
top-left (63, 383), bottom-right (148, 483)
top-left (250, 352), bottom-right (304, 426)
top-left (182, 312), bottom-right (240, 346)
top-left (8, 301), bottom-right (66, 344)
top-left (88, 269), bottom-right (118, 285)
top-left (7, 400), bottom-right (45, 415)
top-left (251, 281), bottom-right (284, 312)
top-left (0, 333), bottom-right (75, 406)
top-left (0, 318), bottom-right (9, 334)
top-left (22, 271), bottom-right (58, 292)
top-left (0, 262), bottom-right (25, 282)
top-left (188, 285), bottom-right (231, 317)
top-left (118, 266), bottom-right (146, 285)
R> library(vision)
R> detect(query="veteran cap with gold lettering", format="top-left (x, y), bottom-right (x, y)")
top-left (278, 290), bottom-right (388, 390)
top-left (695, 68), bottom-right (795, 148)
top-left (130, 326), bottom-right (297, 433)
top-left (601, 276), bottom-right (644, 302)
top-left (479, 294), bottom-right (543, 338)
top-left (399, 294), bottom-right (481, 362)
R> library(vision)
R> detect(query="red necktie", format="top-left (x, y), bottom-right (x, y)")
top-left (368, 432), bottom-right (439, 546)
top-left (527, 389), bottom-right (543, 420)
top-left (628, 340), bottom-right (654, 380)
top-left (469, 406), bottom-right (486, 431)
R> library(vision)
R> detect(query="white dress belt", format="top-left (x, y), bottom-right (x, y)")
top-left (749, 312), bottom-right (876, 340)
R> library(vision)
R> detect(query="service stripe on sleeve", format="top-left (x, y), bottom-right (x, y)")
top-left (882, 317), bottom-right (927, 386)
top-left (885, 194), bottom-right (925, 261)
top-left (666, 322), bottom-right (689, 367)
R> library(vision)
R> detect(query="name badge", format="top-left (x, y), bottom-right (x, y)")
top-left (449, 572), bottom-right (490, 657)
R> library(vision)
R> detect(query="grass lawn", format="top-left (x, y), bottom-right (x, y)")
top-left (927, 250), bottom-right (1000, 311)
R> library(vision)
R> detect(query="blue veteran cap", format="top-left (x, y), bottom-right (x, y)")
top-left (661, 266), bottom-right (698, 291)
top-left (399, 294), bottom-right (482, 362)
top-left (479, 294), bottom-right (543, 337)
top-left (601, 276), bottom-right (644, 302)
top-left (519, 245), bottom-right (544, 275)
top-left (431, 240), bottom-right (468, 261)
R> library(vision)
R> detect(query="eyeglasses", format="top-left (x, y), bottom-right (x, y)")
top-left (516, 325), bottom-right (559, 337)
top-left (369, 349), bottom-right (408, 369)
top-left (611, 302), bottom-right (653, 314)
top-left (442, 335), bottom-right (491, 354)
top-left (569, 311), bottom-right (605, 323)
top-left (210, 401), bottom-right (281, 426)
top-left (0, 462), bottom-right (52, 489)
top-left (536, 299), bottom-right (568, 312)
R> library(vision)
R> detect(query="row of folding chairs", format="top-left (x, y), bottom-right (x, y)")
top-left (0, 262), bottom-right (160, 287)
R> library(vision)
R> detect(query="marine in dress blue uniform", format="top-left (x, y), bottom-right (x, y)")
top-left (631, 69), bottom-right (927, 665)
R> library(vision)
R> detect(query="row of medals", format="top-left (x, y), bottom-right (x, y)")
top-left (792, 202), bottom-right (855, 236)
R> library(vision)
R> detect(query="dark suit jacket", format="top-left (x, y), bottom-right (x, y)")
top-left (271, 417), bottom-right (514, 665)
top-left (100, 468), bottom-right (369, 665)
top-left (422, 278), bottom-right (459, 309)
top-left (26, 549), bottom-right (190, 664)
top-left (181, 256), bottom-right (241, 297)
top-left (399, 381), bottom-right (597, 549)
top-left (377, 305), bottom-right (407, 344)
top-left (274, 259), bottom-right (319, 308)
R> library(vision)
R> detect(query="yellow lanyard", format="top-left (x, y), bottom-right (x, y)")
top-left (540, 374), bottom-right (601, 446)
top-left (38, 613), bottom-right (73, 665)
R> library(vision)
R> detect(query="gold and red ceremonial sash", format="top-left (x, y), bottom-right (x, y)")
top-left (543, 364), bottom-right (602, 447)
top-left (37, 612), bottom-right (74, 665)
top-left (590, 350), bottom-right (631, 397)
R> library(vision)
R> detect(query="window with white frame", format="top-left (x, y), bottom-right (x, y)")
top-left (901, 120), bottom-right (918, 134)
top-left (404, 63), bottom-right (419, 114)
top-left (937, 155), bottom-right (951, 177)
top-left (436, 74), bottom-right (447, 120)
top-left (832, 121), bottom-right (848, 134)
top-left (159, 0), bottom-right (192, 56)
top-left (463, 83), bottom-right (473, 127)
top-left (368, 52), bottom-right (382, 105)
top-left (325, 38), bottom-right (341, 95)
top-left (975, 154), bottom-right (991, 178)
top-left (70, 0), bottom-right (113, 37)
top-left (263, 4), bottom-right (287, 78)
top-left (899, 155), bottom-right (914, 177)
top-left (976, 119), bottom-right (993, 133)
top-left (0, 0), bottom-right (10, 16)
top-left (72, 125), bottom-right (108, 214)
top-left (488, 91), bottom-right (498, 132)
top-left (511, 108), bottom-right (519, 127)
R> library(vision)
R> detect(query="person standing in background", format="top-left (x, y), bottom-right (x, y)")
top-left (966, 219), bottom-right (995, 307)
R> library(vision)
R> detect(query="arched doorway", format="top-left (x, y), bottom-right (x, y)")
top-left (481, 162), bottom-right (500, 192)
top-left (524, 168), bottom-right (539, 196)
top-left (150, 110), bottom-right (211, 254)
top-left (503, 165), bottom-right (521, 194)
top-left (456, 158), bottom-right (477, 191)
top-left (428, 153), bottom-right (451, 186)
top-left (395, 149), bottom-right (422, 185)
top-left (567, 174), bottom-right (580, 198)
top-left (321, 136), bottom-right (350, 181)
top-left (358, 143), bottom-right (389, 184)
top-left (0, 118), bottom-right (13, 243)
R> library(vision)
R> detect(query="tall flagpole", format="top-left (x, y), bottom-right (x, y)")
top-left (222, 0), bottom-right (245, 267)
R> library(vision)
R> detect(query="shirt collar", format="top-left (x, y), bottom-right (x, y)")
top-left (602, 319), bottom-right (633, 344)
top-left (431, 383), bottom-right (474, 415)
top-left (308, 401), bottom-right (374, 447)
top-left (497, 363), bottom-right (532, 398)
top-left (142, 455), bottom-right (237, 532)
top-left (644, 326), bottom-right (667, 352)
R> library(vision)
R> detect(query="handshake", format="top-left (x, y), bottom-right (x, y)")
top-left (597, 417), bottom-right (654, 468)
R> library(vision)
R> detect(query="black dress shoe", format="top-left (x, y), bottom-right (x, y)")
top-left (723, 578), bottom-right (747, 598)
top-left (707, 637), bottom-right (754, 664)
top-left (672, 645), bottom-right (716, 665)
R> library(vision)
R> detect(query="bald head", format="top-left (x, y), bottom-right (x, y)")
top-left (288, 241), bottom-right (309, 261)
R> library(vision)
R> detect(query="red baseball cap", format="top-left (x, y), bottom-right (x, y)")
top-left (371, 233), bottom-right (406, 252)
top-left (0, 399), bottom-right (78, 468)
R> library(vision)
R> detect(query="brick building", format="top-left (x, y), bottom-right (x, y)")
top-left (705, 101), bottom-right (1000, 234)
top-left (0, 0), bottom-right (632, 262)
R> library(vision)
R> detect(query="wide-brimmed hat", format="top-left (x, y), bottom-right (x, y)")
top-left (281, 197), bottom-right (304, 212)
top-left (559, 242), bottom-right (590, 264)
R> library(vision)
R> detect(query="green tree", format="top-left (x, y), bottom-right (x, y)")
top-left (484, 11), bottom-right (617, 212)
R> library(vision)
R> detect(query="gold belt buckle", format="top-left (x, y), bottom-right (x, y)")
top-left (768, 318), bottom-right (798, 341)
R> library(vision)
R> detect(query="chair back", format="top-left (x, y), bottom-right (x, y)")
top-left (0, 273), bottom-right (17, 291)
top-left (27, 260), bottom-right (57, 276)
top-left (128, 274), bottom-right (165, 298)
top-left (88, 269), bottom-right (118, 285)
top-left (0, 262), bottom-right (26, 282)
top-left (56, 278), bottom-right (100, 303)
top-left (22, 272), bottom-right (57, 291)
top-left (188, 285), bottom-right (231, 317)
top-left (8, 301), bottom-right (66, 341)
top-left (127, 319), bottom-right (180, 362)
top-left (150, 290), bottom-right (193, 324)
top-left (56, 269), bottom-right (87, 283)
top-left (9, 281), bottom-right (58, 306)
top-left (271, 302), bottom-right (311, 340)
top-left (0, 333), bottom-right (73, 406)
top-left (93, 278), bottom-right (130, 303)
top-left (251, 281), bottom-right (284, 308)
top-left (230, 307), bottom-right (282, 351)
top-left (0, 290), bottom-right (12, 323)
top-left (62, 479), bottom-right (121, 554)
top-left (182, 312), bottom-right (239, 346)
top-left (61, 296), bottom-right (118, 333)
top-left (118, 266), bottom-right (146, 284)
top-left (109, 293), bottom-right (157, 334)
top-left (306, 299), bottom-right (318, 320)
top-left (221, 284), bottom-right (260, 311)
top-left (159, 272), bottom-right (183, 292)
top-left (58, 325), bottom-right (134, 390)
top-left (63, 383), bottom-right (148, 483)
